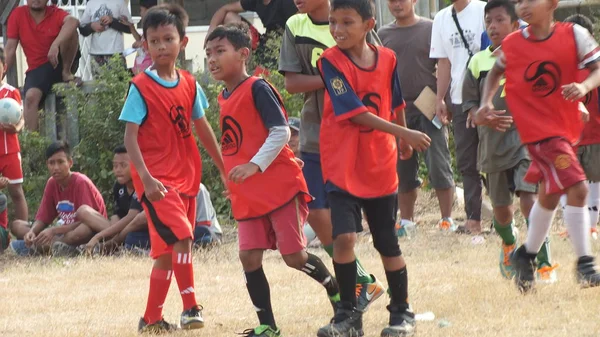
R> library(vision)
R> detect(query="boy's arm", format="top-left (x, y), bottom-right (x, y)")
top-left (205, 1), bottom-right (245, 46)
top-left (87, 210), bottom-right (140, 248)
top-left (462, 61), bottom-right (482, 128)
top-left (563, 24), bottom-right (600, 100)
top-left (279, 24), bottom-right (325, 94)
top-left (49, 15), bottom-right (80, 68)
top-left (430, 15), bottom-right (451, 124)
top-left (192, 83), bottom-right (226, 180)
top-left (475, 52), bottom-right (512, 132)
top-left (284, 73), bottom-right (325, 94)
top-left (114, 211), bottom-right (147, 243)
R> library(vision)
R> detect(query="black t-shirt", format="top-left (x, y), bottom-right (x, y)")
top-left (240, 0), bottom-right (297, 33)
top-left (113, 183), bottom-right (143, 219)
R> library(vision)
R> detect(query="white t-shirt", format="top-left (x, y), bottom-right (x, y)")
top-left (430, 0), bottom-right (486, 104)
top-left (80, 0), bottom-right (133, 55)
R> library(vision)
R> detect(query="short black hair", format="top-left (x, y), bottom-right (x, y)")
top-left (113, 144), bottom-right (127, 154)
top-left (485, 0), bottom-right (518, 23)
top-left (206, 22), bottom-right (252, 50)
top-left (140, 0), bottom-right (157, 9)
top-left (331, 0), bottom-right (373, 20)
top-left (0, 47), bottom-right (5, 65)
top-left (565, 14), bottom-right (594, 35)
top-left (142, 3), bottom-right (189, 39)
top-left (46, 141), bottom-right (71, 160)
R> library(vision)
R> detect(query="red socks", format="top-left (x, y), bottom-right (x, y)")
top-left (143, 268), bottom-right (172, 324)
top-left (172, 251), bottom-right (198, 310)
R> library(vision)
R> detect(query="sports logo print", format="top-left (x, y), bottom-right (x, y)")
top-left (554, 154), bottom-right (571, 170)
top-left (169, 105), bottom-right (191, 138)
top-left (359, 93), bottom-right (381, 133)
top-left (221, 116), bottom-right (243, 156)
top-left (330, 77), bottom-right (347, 96)
top-left (524, 61), bottom-right (561, 97)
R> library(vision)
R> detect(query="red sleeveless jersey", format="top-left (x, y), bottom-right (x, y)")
top-left (578, 68), bottom-right (600, 145)
top-left (0, 84), bottom-right (21, 155)
top-left (503, 23), bottom-right (582, 145)
top-left (130, 70), bottom-right (202, 197)
top-left (218, 77), bottom-right (310, 221)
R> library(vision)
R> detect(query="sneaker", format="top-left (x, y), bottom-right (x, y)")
top-left (180, 305), bottom-right (204, 329)
top-left (499, 227), bottom-right (518, 279)
top-left (10, 240), bottom-right (35, 256)
top-left (138, 317), bottom-right (178, 334)
top-left (592, 228), bottom-right (598, 240)
top-left (52, 241), bottom-right (80, 257)
top-left (380, 305), bottom-right (416, 337)
top-left (395, 220), bottom-right (415, 238)
top-left (438, 218), bottom-right (457, 232)
top-left (240, 325), bottom-right (281, 337)
top-left (317, 302), bottom-right (364, 337)
top-left (356, 275), bottom-right (385, 312)
top-left (510, 245), bottom-right (537, 293)
top-left (536, 264), bottom-right (559, 284)
top-left (576, 256), bottom-right (600, 288)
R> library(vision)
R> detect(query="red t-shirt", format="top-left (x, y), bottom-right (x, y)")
top-left (0, 84), bottom-right (22, 155)
top-left (578, 68), bottom-right (600, 146)
top-left (35, 172), bottom-right (107, 225)
top-left (317, 45), bottom-right (405, 198)
top-left (6, 5), bottom-right (69, 71)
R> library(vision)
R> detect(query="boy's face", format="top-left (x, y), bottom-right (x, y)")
top-left (143, 24), bottom-right (188, 67)
top-left (387, 0), bottom-right (416, 21)
top-left (329, 8), bottom-right (375, 50)
top-left (205, 37), bottom-right (249, 82)
top-left (0, 60), bottom-right (5, 81)
top-left (515, 0), bottom-right (556, 25)
top-left (113, 153), bottom-right (131, 185)
top-left (485, 7), bottom-right (519, 47)
top-left (47, 151), bottom-right (72, 182)
top-left (294, 0), bottom-right (328, 14)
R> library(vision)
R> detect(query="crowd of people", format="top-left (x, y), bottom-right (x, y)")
top-left (2, 0), bottom-right (600, 336)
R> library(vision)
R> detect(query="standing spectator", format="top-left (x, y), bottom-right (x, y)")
top-left (132, 0), bottom-right (157, 75)
top-left (4, 0), bottom-right (81, 130)
top-left (206, 0), bottom-right (298, 70)
top-left (430, 0), bottom-right (486, 234)
top-left (379, 0), bottom-right (455, 234)
top-left (79, 0), bottom-right (135, 74)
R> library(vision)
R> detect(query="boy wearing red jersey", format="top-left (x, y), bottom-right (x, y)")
top-left (0, 48), bottom-right (28, 239)
top-left (316, 0), bottom-right (430, 336)
top-left (206, 23), bottom-right (339, 337)
top-left (119, 4), bottom-right (226, 333)
top-left (478, 0), bottom-right (600, 293)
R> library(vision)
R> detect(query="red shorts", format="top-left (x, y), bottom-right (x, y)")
top-left (525, 138), bottom-right (586, 195)
top-left (238, 196), bottom-right (308, 255)
top-left (141, 191), bottom-right (197, 259)
top-left (0, 152), bottom-right (23, 184)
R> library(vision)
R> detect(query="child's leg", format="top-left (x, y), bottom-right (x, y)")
top-left (75, 205), bottom-right (111, 233)
top-left (525, 181), bottom-right (560, 256)
top-left (7, 183), bottom-right (27, 221)
top-left (588, 181), bottom-right (600, 230)
top-left (564, 181), bottom-right (592, 257)
top-left (143, 253), bottom-right (173, 324)
top-left (520, 191), bottom-right (553, 267)
top-left (172, 238), bottom-right (197, 310)
top-left (488, 170), bottom-right (517, 245)
top-left (239, 249), bottom-right (277, 329)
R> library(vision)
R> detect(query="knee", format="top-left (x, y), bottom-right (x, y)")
top-left (24, 90), bottom-right (42, 108)
top-left (76, 205), bottom-right (92, 219)
top-left (372, 231), bottom-right (401, 257)
top-left (282, 251), bottom-right (306, 270)
top-left (334, 233), bottom-right (356, 251)
top-left (239, 250), bottom-right (263, 271)
top-left (224, 11), bottom-right (242, 24)
top-left (569, 183), bottom-right (589, 205)
top-left (493, 206), bottom-right (513, 224)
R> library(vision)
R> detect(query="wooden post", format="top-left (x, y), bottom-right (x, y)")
top-left (43, 94), bottom-right (58, 142)
top-left (1, 0), bottom-right (19, 87)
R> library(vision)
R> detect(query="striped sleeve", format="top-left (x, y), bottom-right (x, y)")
top-left (573, 24), bottom-right (600, 67)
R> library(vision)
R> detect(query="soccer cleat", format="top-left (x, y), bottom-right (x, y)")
top-left (438, 218), bottom-right (457, 232)
top-left (536, 264), bottom-right (559, 284)
top-left (180, 305), bottom-right (204, 330)
top-left (51, 241), bottom-right (79, 257)
top-left (380, 305), bottom-right (416, 337)
top-left (511, 245), bottom-right (537, 293)
top-left (317, 302), bottom-right (364, 337)
top-left (240, 325), bottom-right (282, 337)
top-left (356, 275), bottom-right (385, 312)
top-left (499, 242), bottom-right (517, 279)
top-left (138, 317), bottom-right (178, 334)
top-left (576, 256), bottom-right (600, 288)
top-left (395, 222), bottom-right (406, 237)
top-left (10, 240), bottom-right (35, 256)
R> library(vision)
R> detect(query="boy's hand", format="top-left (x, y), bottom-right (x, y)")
top-left (91, 21), bottom-right (106, 32)
top-left (142, 176), bottom-right (167, 202)
top-left (100, 15), bottom-right (113, 26)
top-left (229, 163), bottom-right (260, 184)
top-left (466, 111), bottom-right (477, 129)
top-left (474, 105), bottom-right (513, 132)
top-left (403, 130), bottom-right (431, 152)
top-left (119, 15), bottom-right (132, 26)
top-left (24, 230), bottom-right (36, 246)
top-left (0, 177), bottom-right (9, 189)
top-left (0, 123), bottom-right (18, 133)
top-left (562, 82), bottom-right (589, 102)
top-left (34, 228), bottom-right (55, 246)
top-left (435, 99), bottom-right (450, 125)
top-left (398, 140), bottom-right (414, 160)
top-left (85, 236), bottom-right (100, 253)
top-left (294, 157), bottom-right (305, 168)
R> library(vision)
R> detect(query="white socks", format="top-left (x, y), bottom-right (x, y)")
top-left (564, 205), bottom-right (592, 257)
top-left (588, 182), bottom-right (600, 229)
top-left (526, 201), bottom-right (556, 254)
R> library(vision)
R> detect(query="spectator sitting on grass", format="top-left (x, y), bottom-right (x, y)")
top-left (0, 191), bottom-right (8, 252)
top-left (10, 141), bottom-right (108, 257)
top-left (194, 183), bottom-right (223, 247)
top-left (84, 145), bottom-right (149, 255)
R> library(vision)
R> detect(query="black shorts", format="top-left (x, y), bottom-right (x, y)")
top-left (328, 190), bottom-right (398, 238)
top-left (23, 49), bottom-right (81, 101)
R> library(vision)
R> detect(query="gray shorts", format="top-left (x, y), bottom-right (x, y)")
top-left (486, 160), bottom-right (537, 207)
top-left (578, 144), bottom-right (600, 182)
top-left (397, 113), bottom-right (455, 192)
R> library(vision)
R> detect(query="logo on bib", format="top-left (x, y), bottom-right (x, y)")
top-left (169, 105), bottom-right (191, 138)
top-left (359, 93), bottom-right (381, 133)
top-left (554, 154), bottom-right (571, 170)
top-left (524, 61), bottom-right (561, 97)
top-left (330, 77), bottom-right (347, 96)
top-left (221, 116), bottom-right (243, 156)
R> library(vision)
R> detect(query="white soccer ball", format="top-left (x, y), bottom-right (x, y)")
top-left (0, 98), bottom-right (22, 125)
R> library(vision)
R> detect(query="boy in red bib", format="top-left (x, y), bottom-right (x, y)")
top-left (478, 0), bottom-right (600, 293)
top-left (316, 0), bottom-right (430, 336)
top-left (119, 4), bottom-right (226, 333)
top-left (205, 23), bottom-right (339, 337)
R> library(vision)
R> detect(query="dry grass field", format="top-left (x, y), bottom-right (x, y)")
top-left (2, 191), bottom-right (600, 337)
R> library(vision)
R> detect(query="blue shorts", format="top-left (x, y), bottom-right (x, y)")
top-left (301, 152), bottom-right (329, 210)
